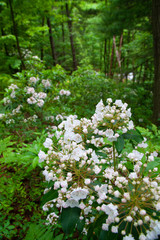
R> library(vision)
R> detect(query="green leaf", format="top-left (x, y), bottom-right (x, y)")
top-left (146, 161), bottom-right (159, 171)
top-left (60, 207), bottom-right (81, 234)
top-left (41, 188), bottom-right (58, 207)
top-left (122, 129), bottom-right (143, 143)
top-left (32, 156), bottom-right (39, 168)
top-left (77, 219), bottom-right (85, 233)
top-left (115, 135), bottom-right (125, 154)
top-left (54, 234), bottom-right (64, 240)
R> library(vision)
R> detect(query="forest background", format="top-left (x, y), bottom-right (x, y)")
top-left (0, 0), bottom-right (160, 239)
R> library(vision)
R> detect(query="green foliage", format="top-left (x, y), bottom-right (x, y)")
top-left (24, 223), bottom-right (54, 240)
top-left (0, 136), bottom-right (46, 239)
top-left (40, 188), bottom-right (58, 207)
top-left (60, 207), bottom-right (81, 234)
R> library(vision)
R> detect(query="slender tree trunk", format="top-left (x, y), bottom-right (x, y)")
top-left (47, 17), bottom-right (57, 66)
top-left (8, 0), bottom-right (25, 69)
top-left (152, 0), bottom-right (160, 125)
top-left (109, 41), bottom-right (114, 77)
top-left (40, 17), bottom-right (45, 61)
top-left (99, 42), bottom-right (103, 71)
top-left (61, 5), bottom-right (65, 59)
top-left (65, 3), bottom-right (77, 70)
top-left (107, 39), bottom-right (111, 75)
top-left (104, 38), bottom-right (107, 75)
top-left (113, 36), bottom-right (121, 68)
top-left (119, 33), bottom-right (123, 61)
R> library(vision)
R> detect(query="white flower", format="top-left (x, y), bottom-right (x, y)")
top-left (27, 97), bottom-right (37, 104)
top-left (111, 225), bottom-right (118, 233)
top-left (128, 120), bottom-right (134, 130)
top-left (10, 91), bottom-right (16, 98)
top-left (42, 79), bottom-right (51, 88)
top-left (37, 99), bottom-right (44, 107)
top-left (155, 202), bottom-right (160, 211)
top-left (93, 165), bottom-right (101, 174)
top-left (29, 77), bottom-right (39, 84)
top-left (139, 233), bottom-right (146, 240)
top-left (126, 216), bottom-right (133, 222)
top-left (105, 129), bottom-right (114, 138)
top-left (26, 87), bottom-right (35, 94)
top-left (8, 84), bottom-right (18, 90)
top-left (114, 190), bottom-right (121, 198)
top-left (101, 203), bottom-right (118, 220)
top-left (38, 92), bottom-right (47, 99)
top-left (138, 142), bottom-right (148, 148)
top-left (115, 99), bottom-right (123, 107)
top-left (102, 223), bottom-right (109, 231)
top-left (38, 150), bottom-right (47, 163)
top-left (127, 150), bottom-right (144, 162)
top-left (128, 172), bottom-right (138, 179)
top-left (91, 151), bottom-right (99, 163)
top-left (43, 138), bottom-right (53, 148)
top-left (59, 89), bottom-right (71, 96)
top-left (72, 147), bottom-right (86, 161)
top-left (0, 113), bottom-right (5, 119)
top-left (107, 98), bottom-right (112, 103)
top-left (64, 198), bottom-right (79, 208)
top-left (71, 188), bottom-right (89, 201)
top-left (84, 179), bottom-right (91, 185)
top-left (123, 234), bottom-right (135, 240)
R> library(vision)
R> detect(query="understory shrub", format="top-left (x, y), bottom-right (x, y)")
top-left (34, 98), bottom-right (160, 240)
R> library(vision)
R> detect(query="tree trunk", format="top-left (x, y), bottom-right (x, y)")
top-left (113, 36), bottom-right (121, 68)
top-left (107, 39), bottom-right (111, 75)
top-left (8, 0), bottom-right (25, 69)
top-left (152, 0), bottom-right (160, 125)
top-left (47, 17), bottom-right (57, 66)
top-left (61, 5), bottom-right (65, 59)
top-left (65, 3), bottom-right (77, 71)
top-left (104, 38), bottom-right (107, 75)
top-left (119, 33), bottom-right (123, 61)
top-left (109, 41), bottom-right (114, 77)
top-left (40, 17), bottom-right (45, 61)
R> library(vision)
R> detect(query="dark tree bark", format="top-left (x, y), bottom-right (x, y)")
top-left (152, 0), bottom-right (160, 125)
top-left (8, 0), bottom-right (25, 69)
top-left (61, 5), bottom-right (65, 59)
top-left (65, 3), bottom-right (77, 71)
top-left (40, 17), bottom-right (45, 61)
top-left (47, 17), bottom-right (57, 66)
top-left (107, 39), bottom-right (111, 75)
top-left (109, 41), bottom-right (114, 77)
top-left (104, 38), bottom-right (107, 75)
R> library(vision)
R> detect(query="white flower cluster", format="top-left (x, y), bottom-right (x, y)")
top-left (39, 99), bottom-right (160, 239)
top-left (11, 105), bottom-right (23, 115)
top-left (23, 114), bottom-right (38, 123)
top-left (59, 89), bottom-right (71, 96)
top-left (45, 116), bottom-right (55, 122)
top-left (27, 89), bottom-right (47, 107)
top-left (102, 165), bottom-right (160, 239)
top-left (42, 79), bottom-right (51, 88)
top-left (92, 98), bottom-right (134, 141)
top-left (3, 97), bottom-right (11, 105)
top-left (29, 77), bottom-right (39, 84)
top-left (8, 84), bottom-right (19, 99)
top-left (54, 89), bottom-right (71, 101)
top-left (0, 77), bottom-right (51, 126)
top-left (0, 113), bottom-right (5, 119)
